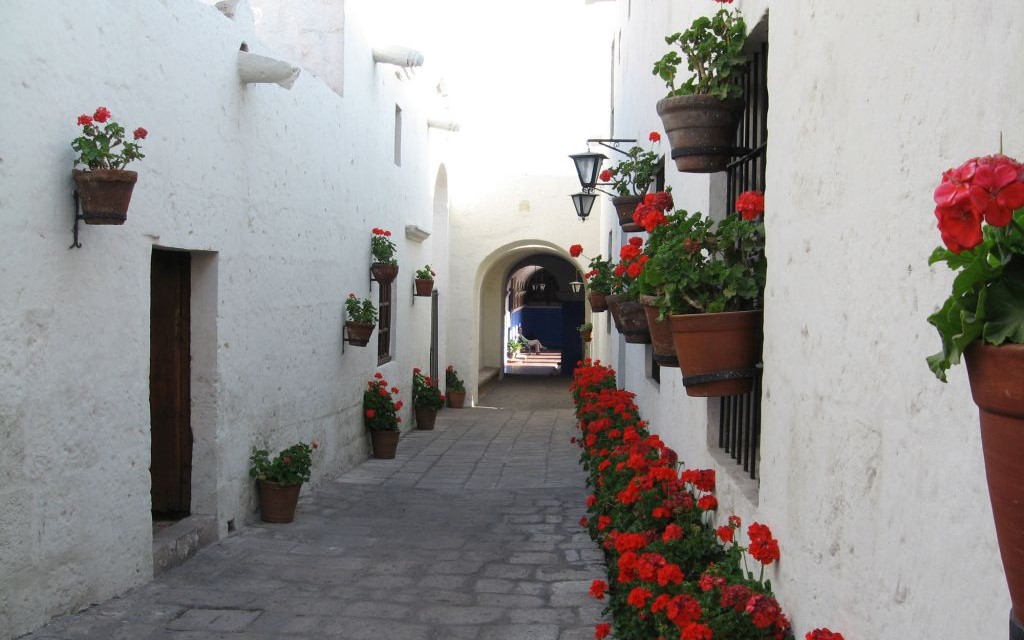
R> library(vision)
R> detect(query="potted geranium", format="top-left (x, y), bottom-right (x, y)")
top-left (925, 153), bottom-right (1024, 633)
top-left (570, 244), bottom-right (614, 312)
top-left (606, 237), bottom-right (652, 344)
top-left (370, 228), bottom-right (399, 284)
top-left (414, 265), bottom-right (436, 297)
top-left (598, 132), bottom-right (663, 231)
top-left (412, 367), bottom-right (445, 430)
top-left (364, 373), bottom-right (403, 458)
top-left (71, 106), bottom-right (148, 224)
top-left (249, 440), bottom-right (318, 523)
top-left (445, 364), bottom-right (467, 408)
top-left (578, 322), bottom-right (594, 342)
top-left (638, 191), bottom-right (765, 395)
top-left (652, 0), bottom-right (747, 172)
top-left (507, 337), bottom-right (525, 358)
top-left (344, 293), bottom-right (377, 346)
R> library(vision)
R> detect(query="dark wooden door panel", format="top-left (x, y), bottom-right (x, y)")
top-left (150, 249), bottom-right (192, 517)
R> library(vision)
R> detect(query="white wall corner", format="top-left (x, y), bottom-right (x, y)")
top-left (405, 224), bottom-right (431, 243)
top-left (237, 51), bottom-right (301, 89)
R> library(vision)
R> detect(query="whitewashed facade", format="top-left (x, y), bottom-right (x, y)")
top-left (589, 0), bottom-right (1024, 638)
top-left (0, 0), bottom-right (453, 636)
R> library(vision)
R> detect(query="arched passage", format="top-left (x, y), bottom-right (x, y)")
top-left (473, 241), bottom-right (589, 385)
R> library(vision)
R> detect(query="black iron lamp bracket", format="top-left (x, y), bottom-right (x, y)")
top-left (586, 138), bottom-right (637, 157)
top-left (69, 190), bottom-right (85, 249)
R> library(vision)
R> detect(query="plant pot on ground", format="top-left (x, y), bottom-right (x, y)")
top-left (364, 374), bottom-right (403, 459)
top-left (445, 365), bottom-right (467, 408)
top-left (249, 441), bottom-right (318, 523)
top-left (412, 368), bottom-right (444, 430)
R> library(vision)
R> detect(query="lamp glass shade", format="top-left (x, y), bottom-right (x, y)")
top-left (571, 192), bottom-right (597, 221)
top-left (569, 152), bottom-right (606, 189)
top-left (569, 280), bottom-right (583, 293)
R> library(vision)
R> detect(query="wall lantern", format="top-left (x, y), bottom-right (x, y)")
top-left (569, 278), bottom-right (584, 294)
top-left (567, 138), bottom-right (636, 221)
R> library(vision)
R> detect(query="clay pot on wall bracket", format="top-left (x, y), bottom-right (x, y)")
top-left (370, 430), bottom-right (399, 459)
top-left (370, 263), bottom-right (399, 285)
top-left (581, 330), bottom-right (593, 343)
top-left (611, 195), bottom-right (644, 232)
top-left (414, 406), bottom-right (438, 430)
top-left (588, 291), bottom-right (609, 313)
top-left (640, 295), bottom-right (679, 368)
top-left (345, 321), bottom-right (376, 347)
top-left (656, 95), bottom-right (744, 173)
top-left (606, 294), bottom-right (651, 344)
top-left (72, 169), bottom-right (138, 224)
top-left (447, 390), bottom-right (466, 408)
top-left (964, 342), bottom-right (1024, 636)
top-left (669, 309), bottom-right (762, 396)
top-left (414, 278), bottom-right (434, 297)
top-left (257, 480), bottom-right (302, 523)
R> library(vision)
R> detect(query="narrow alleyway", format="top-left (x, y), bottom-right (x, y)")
top-left (24, 377), bottom-right (603, 640)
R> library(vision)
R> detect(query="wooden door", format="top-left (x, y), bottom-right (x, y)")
top-left (150, 249), bottom-right (192, 518)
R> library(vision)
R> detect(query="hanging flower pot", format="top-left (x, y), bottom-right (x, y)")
top-left (581, 330), bottom-right (593, 342)
top-left (370, 263), bottom-right (399, 285)
top-left (606, 294), bottom-right (651, 344)
top-left (964, 343), bottom-right (1024, 631)
top-left (656, 95), bottom-right (743, 173)
top-left (612, 195), bottom-right (644, 233)
top-left (345, 321), bottom-right (376, 347)
top-left (414, 278), bottom-right (434, 297)
top-left (588, 291), bottom-right (609, 313)
top-left (640, 295), bottom-right (679, 368)
top-left (73, 169), bottom-right (138, 224)
top-left (670, 309), bottom-right (761, 396)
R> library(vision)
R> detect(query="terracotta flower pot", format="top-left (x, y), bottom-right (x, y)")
top-left (345, 321), bottom-right (376, 347)
top-left (415, 406), bottom-right (438, 430)
top-left (370, 263), bottom-right (399, 285)
top-left (581, 330), bottom-right (593, 343)
top-left (588, 291), bottom-right (609, 313)
top-left (606, 294), bottom-right (651, 344)
top-left (612, 195), bottom-right (644, 232)
top-left (965, 342), bottom-right (1024, 632)
top-left (640, 295), bottom-right (679, 368)
top-left (656, 95), bottom-right (744, 173)
top-left (370, 429), bottom-right (399, 459)
top-left (414, 278), bottom-right (434, 297)
top-left (72, 169), bottom-right (138, 225)
top-left (447, 390), bottom-right (466, 408)
top-left (257, 479), bottom-right (301, 523)
top-left (669, 309), bottom-right (762, 396)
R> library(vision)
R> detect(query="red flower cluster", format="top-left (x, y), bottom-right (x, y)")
top-left (614, 237), bottom-right (649, 279)
top-left (572, 360), bottom-right (839, 640)
top-left (633, 190), bottom-right (674, 232)
top-left (599, 169), bottom-right (613, 183)
top-left (806, 629), bottom-right (844, 640)
top-left (933, 154), bottom-right (1024, 253)
top-left (371, 227), bottom-right (392, 236)
top-left (649, 131), bottom-right (662, 143)
top-left (735, 190), bottom-right (765, 221)
top-left (570, 244), bottom-right (584, 257)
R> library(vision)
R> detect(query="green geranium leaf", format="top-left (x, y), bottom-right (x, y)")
top-left (982, 276), bottom-right (1024, 345)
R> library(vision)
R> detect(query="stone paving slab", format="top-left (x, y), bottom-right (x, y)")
top-left (22, 377), bottom-right (606, 640)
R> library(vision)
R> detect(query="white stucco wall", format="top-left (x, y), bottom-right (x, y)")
top-left (0, 0), bottom-right (448, 636)
top-left (597, 0), bottom-right (1021, 638)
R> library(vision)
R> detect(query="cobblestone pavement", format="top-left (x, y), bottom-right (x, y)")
top-left (24, 376), bottom-right (605, 640)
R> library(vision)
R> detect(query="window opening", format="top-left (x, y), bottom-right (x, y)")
top-left (377, 281), bottom-right (393, 364)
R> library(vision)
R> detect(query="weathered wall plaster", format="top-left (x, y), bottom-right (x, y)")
top-left (593, 0), bottom-right (1022, 637)
top-left (0, 0), bottom-right (447, 636)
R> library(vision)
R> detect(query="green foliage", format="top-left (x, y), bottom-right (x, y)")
top-left (249, 442), bottom-right (316, 486)
top-left (507, 338), bottom-right (525, 354)
top-left (345, 294), bottom-right (378, 324)
top-left (603, 142), bottom-right (661, 197)
top-left (578, 322), bottom-right (593, 332)
top-left (638, 209), bottom-right (765, 317)
top-left (445, 365), bottom-right (466, 393)
top-left (584, 255), bottom-right (615, 295)
top-left (363, 376), bottom-right (401, 431)
top-left (927, 210), bottom-right (1024, 380)
top-left (370, 229), bottom-right (398, 265)
top-left (72, 113), bottom-right (146, 170)
top-left (415, 264), bottom-right (436, 280)
top-left (412, 369), bottom-right (445, 409)
top-left (652, 8), bottom-right (747, 100)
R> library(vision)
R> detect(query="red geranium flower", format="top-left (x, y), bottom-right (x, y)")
top-left (716, 525), bottom-right (734, 543)
top-left (93, 106), bottom-right (111, 123)
top-left (77, 114), bottom-right (93, 126)
top-left (570, 244), bottom-right (584, 257)
top-left (806, 629), bottom-right (845, 640)
top-left (133, 127), bottom-right (148, 140)
top-left (594, 622), bottom-right (611, 639)
top-left (736, 190), bottom-right (765, 221)
top-left (599, 169), bottom-right (613, 183)
top-left (365, 409), bottom-right (376, 418)
top-left (589, 579), bottom-right (607, 599)
top-left (648, 131), bottom-right (661, 143)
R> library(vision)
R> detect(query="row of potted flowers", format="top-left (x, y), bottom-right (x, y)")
top-left (571, 187), bottom-right (765, 397)
top-left (570, 359), bottom-right (844, 640)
